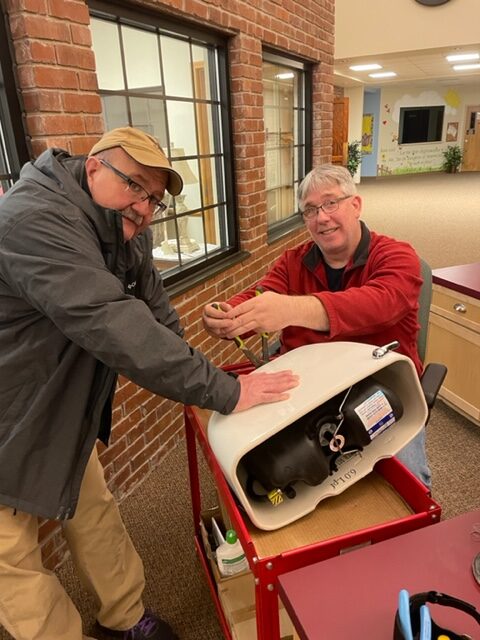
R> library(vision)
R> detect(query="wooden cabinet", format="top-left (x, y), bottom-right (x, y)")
top-left (426, 283), bottom-right (480, 425)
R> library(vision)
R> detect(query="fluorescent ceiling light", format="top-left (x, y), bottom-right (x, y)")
top-left (446, 53), bottom-right (479, 62)
top-left (368, 71), bottom-right (397, 78)
top-left (349, 63), bottom-right (382, 71)
top-left (275, 72), bottom-right (294, 80)
top-left (453, 63), bottom-right (480, 71)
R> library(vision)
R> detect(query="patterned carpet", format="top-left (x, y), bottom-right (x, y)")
top-left (0, 404), bottom-right (478, 640)
top-left (30, 402), bottom-right (480, 639)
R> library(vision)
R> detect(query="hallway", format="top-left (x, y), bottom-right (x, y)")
top-left (358, 171), bottom-right (480, 269)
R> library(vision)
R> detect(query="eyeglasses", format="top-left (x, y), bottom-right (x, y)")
top-left (99, 159), bottom-right (168, 218)
top-left (301, 195), bottom-right (352, 220)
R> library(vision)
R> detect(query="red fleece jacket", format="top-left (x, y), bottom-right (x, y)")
top-left (228, 224), bottom-right (423, 375)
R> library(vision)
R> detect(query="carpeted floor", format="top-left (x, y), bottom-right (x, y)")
top-left (358, 171), bottom-right (480, 270)
top-left (1, 171), bottom-right (479, 639)
top-left (56, 398), bottom-right (480, 640)
top-left (1, 400), bottom-right (475, 640)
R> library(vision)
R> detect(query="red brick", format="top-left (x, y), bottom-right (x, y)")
top-left (70, 23), bottom-right (92, 46)
top-left (113, 380), bottom-right (138, 407)
top-left (11, 14), bottom-right (70, 41)
top-left (130, 438), bottom-right (161, 471)
top-left (114, 445), bottom-right (138, 474)
top-left (9, 0), bottom-right (48, 11)
top-left (79, 114), bottom-right (102, 133)
top-left (23, 89), bottom-right (62, 111)
top-left (77, 70), bottom-right (99, 91)
top-left (55, 43), bottom-right (95, 69)
top-left (14, 39), bottom-right (56, 64)
top-left (123, 387), bottom-right (155, 416)
top-left (125, 420), bottom-right (146, 447)
top-left (26, 113), bottom-right (86, 135)
top-left (48, 0), bottom-right (90, 24)
top-left (32, 66), bottom-right (78, 89)
top-left (68, 135), bottom-right (101, 155)
top-left (61, 92), bottom-right (101, 113)
top-left (111, 410), bottom-right (141, 441)
top-left (108, 465), bottom-right (131, 497)
top-left (98, 438), bottom-right (127, 467)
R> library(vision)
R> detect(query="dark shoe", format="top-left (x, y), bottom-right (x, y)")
top-left (97, 611), bottom-right (178, 640)
top-left (124, 611), bottom-right (178, 640)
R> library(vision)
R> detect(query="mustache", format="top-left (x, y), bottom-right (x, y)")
top-left (111, 207), bottom-right (144, 226)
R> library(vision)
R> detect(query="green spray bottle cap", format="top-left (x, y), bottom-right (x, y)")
top-left (225, 529), bottom-right (238, 544)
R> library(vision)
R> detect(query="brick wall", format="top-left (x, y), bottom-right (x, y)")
top-left (4, 0), bottom-right (334, 569)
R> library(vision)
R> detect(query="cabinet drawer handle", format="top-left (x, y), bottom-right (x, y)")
top-left (453, 303), bottom-right (467, 314)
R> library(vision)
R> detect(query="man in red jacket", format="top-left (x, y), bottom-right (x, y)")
top-left (202, 164), bottom-right (430, 486)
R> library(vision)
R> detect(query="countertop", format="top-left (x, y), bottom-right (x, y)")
top-left (432, 261), bottom-right (480, 300)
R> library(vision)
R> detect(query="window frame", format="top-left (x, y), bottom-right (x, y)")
top-left (262, 48), bottom-right (313, 243)
top-left (89, 1), bottom-right (241, 292)
top-left (0, 9), bottom-right (30, 193)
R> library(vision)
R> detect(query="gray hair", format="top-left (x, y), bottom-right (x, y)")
top-left (297, 164), bottom-right (357, 210)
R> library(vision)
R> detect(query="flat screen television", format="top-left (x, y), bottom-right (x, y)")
top-left (399, 106), bottom-right (444, 144)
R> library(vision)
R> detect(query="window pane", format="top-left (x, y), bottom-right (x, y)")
top-left (207, 205), bottom-right (230, 250)
top-left (192, 45), bottom-right (212, 101)
top-left (166, 100), bottom-right (197, 156)
top-left (91, 19), bottom-right (124, 90)
top-left (102, 95), bottom-right (129, 130)
top-left (161, 36), bottom-right (193, 98)
top-left (123, 26), bottom-right (162, 91)
top-left (195, 102), bottom-right (220, 159)
top-left (172, 156), bottom-right (200, 211)
top-left (151, 204), bottom-right (227, 270)
top-left (199, 155), bottom-right (219, 208)
top-left (130, 97), bottom-right (168, 147)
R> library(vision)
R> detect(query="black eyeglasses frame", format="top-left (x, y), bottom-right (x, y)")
top-left (99, 158), bottom-right (168, 217)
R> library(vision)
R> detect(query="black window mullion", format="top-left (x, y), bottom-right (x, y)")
top-left (0, 8), bottom-right (30, 189)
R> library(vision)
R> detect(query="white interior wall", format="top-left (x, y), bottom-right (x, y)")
top-left (335, 0), bottom-right (480, 59)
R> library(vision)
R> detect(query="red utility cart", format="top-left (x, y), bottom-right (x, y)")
top-left (184, 363), bottom-right (442, 640)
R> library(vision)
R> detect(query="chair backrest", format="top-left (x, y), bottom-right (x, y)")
top-left (417, 258), bottom-right (433, 363)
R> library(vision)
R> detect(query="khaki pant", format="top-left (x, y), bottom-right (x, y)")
top-left (0, 448), bottom-right (145, 639)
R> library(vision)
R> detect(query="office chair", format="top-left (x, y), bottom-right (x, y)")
top-left (418, 258), bottom-right (447, 419)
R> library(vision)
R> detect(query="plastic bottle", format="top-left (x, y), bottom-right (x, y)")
top-left (216, 529), bottom-right (249, 576)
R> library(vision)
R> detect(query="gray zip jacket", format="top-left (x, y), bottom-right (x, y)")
top-left (0, 149), bottom-right (239, 520)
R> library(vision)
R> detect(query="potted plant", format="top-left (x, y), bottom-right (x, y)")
top-left (346, 140), bottom-right (363, 177)
top-left (442, 144), bottom-right (463, 173)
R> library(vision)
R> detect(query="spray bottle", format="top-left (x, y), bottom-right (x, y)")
top-left (216, 529), bottom-right (249, 576)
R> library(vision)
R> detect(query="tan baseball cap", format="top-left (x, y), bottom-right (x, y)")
top-left (89, 127), bottom-right (183, 196)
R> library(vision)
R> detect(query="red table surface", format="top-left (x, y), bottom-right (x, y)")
top-left (278, 509), bottom-right (480, 640)
top-left (432, 262), bottom-right (480, 300)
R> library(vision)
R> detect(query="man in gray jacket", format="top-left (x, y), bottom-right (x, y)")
top-left (0, 127), bottom-right (298, 640)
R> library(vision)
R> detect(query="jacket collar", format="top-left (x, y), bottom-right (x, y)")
top-left (303, 220), bottom-right (371, 272)
top-left (27, 148), bottom-right (123, 246)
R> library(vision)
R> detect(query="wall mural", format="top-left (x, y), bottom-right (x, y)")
top-left (377, 88), bottom-right (463, 175)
